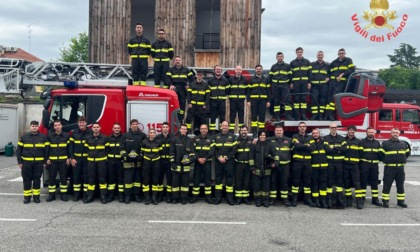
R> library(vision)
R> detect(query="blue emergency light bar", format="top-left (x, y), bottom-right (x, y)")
top-left (63, 81), bottom-right (79, 88)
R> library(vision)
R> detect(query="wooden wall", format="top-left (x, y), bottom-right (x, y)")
top-left (89, 0), bottom-right (131, 64)
top-left (220, 0), bottom-right (261, 68)
top-left (194, 51), bottom-right (220, 68)
top-left (155, 0), bottom-right (196, 67)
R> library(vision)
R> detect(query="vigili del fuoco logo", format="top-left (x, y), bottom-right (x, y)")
top-left (351, 0), bottom-right (408, 42)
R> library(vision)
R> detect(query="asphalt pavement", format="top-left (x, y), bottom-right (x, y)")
top-left (1, 154), bottom-right (420, 251)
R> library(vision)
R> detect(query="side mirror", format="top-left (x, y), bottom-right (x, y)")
top-left (43, 98), bottom-right (50, 109)
top-left (42, 109), bottom-right (50, 129)
top-left (40, 88), bottom-right (51, 100)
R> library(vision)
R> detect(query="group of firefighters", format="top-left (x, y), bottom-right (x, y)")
top-left (128, 23), bottom-right (355, 135)
top-left (17, 116), bottom-right (409, 209)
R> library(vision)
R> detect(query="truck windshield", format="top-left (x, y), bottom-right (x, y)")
top-left (402, 109), bottom-right (420, 124)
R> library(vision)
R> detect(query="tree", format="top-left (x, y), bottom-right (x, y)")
top-left (58, 32), bottom-right (88, 62)
top-left (379, 66), bottom-right (420, 90)
top-left (388, 43), bottom-right (420, 69)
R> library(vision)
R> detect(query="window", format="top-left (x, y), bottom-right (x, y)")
top-left (195, 0), bottom-right (220, 50)
top-left (402, 109), bottom-right (420, 124)
top-left (378, 110), bottom-right (392, 121)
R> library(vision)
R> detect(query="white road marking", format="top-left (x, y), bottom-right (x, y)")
top-left (405, 181), bottom-right (420, 186)
top-left (342, 223), bottom-right (420, 227)
top-left (0, 176), bottom-right (4, 179)
top-left (0, 218), bottom-right (37, 222)
top-left (148, 220), bottom-right (247, 225)
top-left (8, 177), bottom-right (23, 182)
top-left (0, 192), bottom-right (48, 197)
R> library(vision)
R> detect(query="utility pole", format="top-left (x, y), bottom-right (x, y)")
top-left (27, 23), bottom-right (34, 53)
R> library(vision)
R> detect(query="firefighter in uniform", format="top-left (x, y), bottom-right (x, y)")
top-left (151, 29), bottom-right (174, 88)
top-left (227, 65), bottom-right (248, 132)
top-left (165, 56), bottom-right (194, 123)
top-left (141, 128), bottom-right (162, 205)
top-left (83, 122), bottom-right (109, 204)
top-left (250, 130), bottom-right (277, 207)
top-left (156, 122), bottom-right (173, 203)
top-left (325, 48), bottom-right (355, 120)
top-left (268, 125), bottom-right (293, 206)
top-left (269, 52), bottom-right (293, 121)
top-left (290, 47), bottom-right (312, 120)
top-left (208, 65), bottom-right (229, 133)
top-left (107, 123), bottom-right (123, 203)
top-left (17, 121), bottom-right (48, 204)
top-left (359, 127), bottom-right (383, 207)
top-left (120, 119), bottom-right (146, 204)
top-left (191, 124), bottom-right (214, 204)
top-left (247, 64), bottom-right (270, 138)
top-left (186, 70), bottom-right (210, 133)
top-left (380, 128), bottom-right (410, 208)
top-left (343, 125), bottom-right (363, 209)
top-left (324, 123), bottom-right (347, 208)
top-left (234, 125), bottom-right (253, 205)
top-left (170, 124), bottom-right (196, 204)
top-left (291, 122), bottom-right (314, 207)
top-left (46, 120), bottom-right (70, 202)
top-left (127, 23), bottom-right (151, 86)
top-left (309, 128), bottom-right (328, 208)
top-left (310, 51), bottom-right (330, 120)
top-left (70, 117), bottom-right (92, 202)
top-left (213, 120), bottom-right (237, 205)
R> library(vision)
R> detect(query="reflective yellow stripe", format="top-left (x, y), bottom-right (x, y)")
top-left (385, 163), bottom-right (405, 167)
top-left (22, 157), bottom-right (44, 161)
top-left (237, 148), bottom-right (250, 152)
top-left (49, 156), bottom-right (68, 160)
top-left (293, 155), bottom-right (311, 160)
top-left (344, 158), bottom-right (360, 162)
top-left (86, 145), bottom-right (106, 150)
top-left (108, 154), bottom-right (122, 158)
top-left (74, 153), bottom-right (88, 157)
top-left (312, 163), bottom-right (328, 168)
top-left (87, 157), bottom-right (108, 161)
top-left (143, 156), bottom-right (161, 161)
top-left (361, 159), bottom-right (379, 163)
top-left (23, 143), bottom-right (46, 148)
top-left (250, 95), bottom-right (267, 98)
top-left (228, 95), bottom-right (246, 99)
top-left (327, 155), bottom-right (344, 160)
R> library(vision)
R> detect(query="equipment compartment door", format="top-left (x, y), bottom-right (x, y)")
top-left (127, 101), bottom-right (168, 134)
top-left (334, 93), bottom-right (368, 126)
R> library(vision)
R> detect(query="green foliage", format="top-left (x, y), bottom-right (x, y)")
top-left (388, 43), bottom-right (420, 69)
top-left (58, 32), bottom-right (88, 62)
top-left (379, 66), bottom-right (420, 90)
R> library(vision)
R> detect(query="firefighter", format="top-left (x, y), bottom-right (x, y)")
top-left (247, 64), bottom-right (270, 138)
top-left (359, 127), bottom-right (383, 207)
top-left (191, 124), bottom-right (214, 204)
top-left (17, 121), bottom-right (48, 204)
top-left (83, 122), bottom-right (109, 204)
top-left (141, 128), bottom-right (162, 205)
top-left (69, 116), bottom-right (92, 202)
top-left (290, 47), bottom-right (312, 120)
top-left (309, 128), bottom-right (328, 208)
top-left (156, 122), bottom-right (173, 203)
top-left (343, 125), bottom-right (363, 209)
top-left (120, 119), bottom-right (146, 204)
top-left (46, 120), bottom-right (70, 202)
top-left (234, 125), bottom-right (253, 205)
top-left (324, 123), bottom-right (347, 208)
top-left (291, 122), bottom-right (314, 207)
top-left (208, 65), bottom-right (229, 133)
top-left (127, 23), bottom-right (151, 86)
top-left (227, 65), bottom-right (248, 132)
top-left (310, 51), bottom-right (330, 120)
top-left (380, 128), bottom-right (410, 208)
top-left (151, 28), bottom-right (174, 88)
top-left (250, 130), bottom-right (277, 207)
top-left (269, 52), bottom-right (293, 121)
top-left (165, 56), bottom-right (194, 123)
top-left (170, 124), bottom-right (196, 204)
top-left (325, 48), bottom-right (355, 120)
top-left (213, 120), bottom-right (237, 205)
top-left (107, 123), bottom-right (123, 202)
top-left (186, 70), bottom-right (210, 134)
top-left (268, 125), bottom-right (293, 206)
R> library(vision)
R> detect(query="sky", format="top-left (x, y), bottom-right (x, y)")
top-left (1, 0), bottom-right (419, 70)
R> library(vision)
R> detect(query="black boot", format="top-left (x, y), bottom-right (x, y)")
top-left (320, 196), bottom-right (327, 209)
top-left (181, 198), bottom-right (187, 205)
top-left (356, 198), bottom-right (363, 209)
top-left (152, 194), bottom-right (158, 205)
top-left (263, 197), bottom-right (270, 208)
top-left (134, 195), bottom-right (142, 203)
top-left (382, 199), bottom-right (389, 208)
top-left (313, 197), bottom-right (321, 208)
top-left (33, 195), bottom-right (40, 203)
top-left (214, 191), bottom-right (222, 205)
top-left (100, 194), bottom-right (107, 204)
top-left (23, 196), bottom-right (31, 204)
top-left (73, 192), bottom-right (80, 202)
top-left (83, 191), bottom-right (94, 204)
top-left (283, 198), bottom-right (291, 207)
top-left (235, 198), bottom-right (242, 205)
top-left (118, 193), bottom-right (124, 203)
top-left (107, 191), bottom-right (115, 202)
top-left (124, 195), bottom-right (131, 204)
top-left (255, 198), bottom-right (262, 207)
top-left (83, 192), bottom-right (89, 203)
top-left (226, 194), bottom-right (234, 206)
top-left (336, 193), bottom-right (345, 208)
top-left (144, 194), bottom-right (150, 205)
top-left (304, 195), bottom-right (315, 207)
top-left (243, 198), bottom-right (251, 205)
top-left (61, 194), bottom-right (68, 202)
top-left (205, 196), bottom-right (214, 204)
top-left (166, 194), bottom-right (172, 204)
top-left (291, 193), bottom-right (298, 207)
top-left (346, 196), bottom-right (353, 207)
top-left (371, 197), bottom-right (382, 206)
top-left (397, 200), bottom-right (408, 208)
top-left (156, 193), bottom-right (162, 203)
top-left (46, 193), bottom-right (56, 202)
top-left (269, 198), bottom-right (276, 205)
top-left (190, 196), bottom-right (198, 204)
top-left (172, 198), bottom-right (179, 204)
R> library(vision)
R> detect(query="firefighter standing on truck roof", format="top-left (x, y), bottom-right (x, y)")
top-left (70, 116), bottom-right (92, 202)
top-left (234, 125), bottom-right (253, 205)
top-left (290, 47), bottom-right (312, 120)
top-left (107, 123), bottom-right (123, 203)
top-left (186, 70), bottom-right (210, 134)
top-left (325, 48), bottom-right (355, 120)
top-left (227, 65), bottom-right (248, 132)
top-left (120, 119), bottom-right (146, 204)
top-left (380, 128), bottom-right (410, 208)
top-left (208, 65), bottom-right (229, 133)
top-left (17, 120), bottom-right (48, 204)
top-left (127, 22), bottom-right (151, 86)
top-left (269, 52), bottom-right (293, 121)
top-left (309, 128), bottom-right (328, 208)
top-left (46, 120), bottom-right (70, 202)
top-left (310, 51), bottom-right (330, 120)
top-left (151, 28), bottom-right (174, 88)
top-left (83, 122), bottom-right (109, 204)
top-left (156, 122), bottom-right (173, 203)
top-left (165, 56), bottom-right (194, 123)
top-left (141, 128), bottom-right (162, 205)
